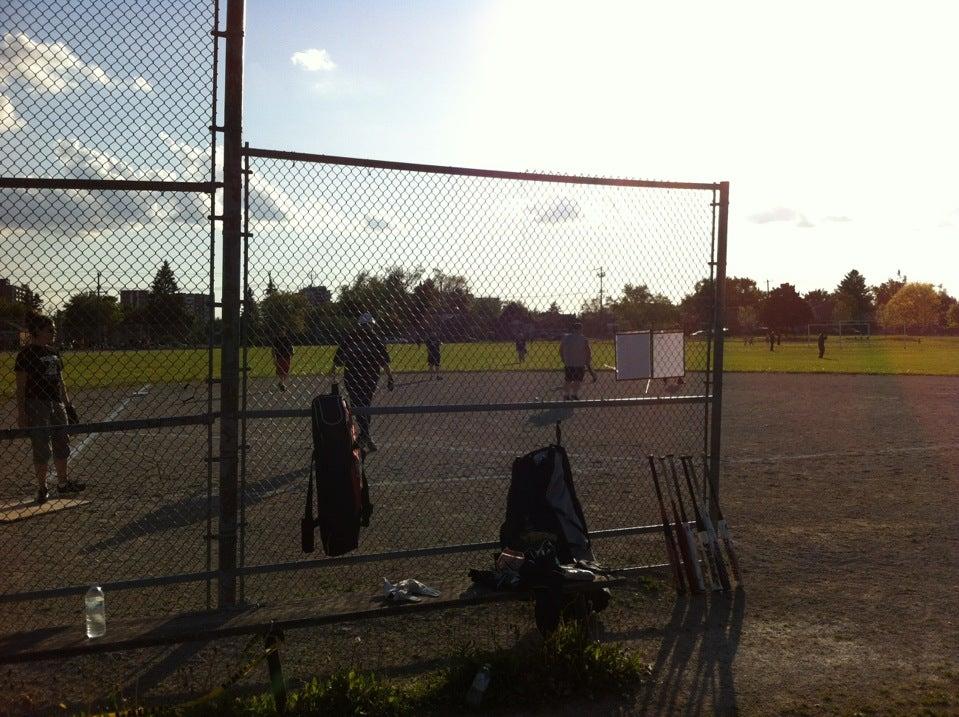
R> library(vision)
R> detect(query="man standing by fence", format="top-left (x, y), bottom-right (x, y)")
top-left (331, 312), bottom-right (394, 452)
top-left (15, 314), bottom-right (85, 503)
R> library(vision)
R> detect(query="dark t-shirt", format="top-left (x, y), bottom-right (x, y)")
top-left (333, 328), bottom-right (390, 387)
top-left (15, 344), bottom-right (64, 400)
top-left (271, 334), bottom-right (294, 360)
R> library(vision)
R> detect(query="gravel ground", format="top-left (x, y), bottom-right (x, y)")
top-left (2, 372), bottom-right (958, 716)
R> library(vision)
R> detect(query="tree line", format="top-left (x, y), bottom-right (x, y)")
top-left (2, 264), bottom-right (957, 350)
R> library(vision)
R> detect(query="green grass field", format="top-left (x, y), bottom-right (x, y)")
top-left (2, 337), bottom-right (957, 397)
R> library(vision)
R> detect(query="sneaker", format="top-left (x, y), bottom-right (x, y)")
top-left (36, 487), bottom-right (48, 505)
top-left (57, 480), bottom-right (86, 495)
top-left (362, 436), bottom-right (378, 453)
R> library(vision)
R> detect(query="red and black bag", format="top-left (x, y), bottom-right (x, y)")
top-left (301, 383), bottom-right (372, 556)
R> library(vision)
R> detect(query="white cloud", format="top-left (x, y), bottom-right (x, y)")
top-left (0, 93), bottom-right (24, 132)
top-left (0, 33), bottom-right (153, 95)
top-left (291, 48), bottom-right (336, 72)
top-left (823, 215), bottom-right (852, 223)
top-left (526, 196), bottom-right (580, 224)
top-left (748, 207), bottom-right (798, 224)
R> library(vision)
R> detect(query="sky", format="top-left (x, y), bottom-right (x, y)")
top-left (1, 0), bottom-right (957, 309)
top-left (242, 0), bottom-right (958, 296)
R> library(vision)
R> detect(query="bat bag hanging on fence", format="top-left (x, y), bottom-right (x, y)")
top-left (302, 383), bottom-right (372, 556)
top-left (499, 444), bottom-right (595, 565)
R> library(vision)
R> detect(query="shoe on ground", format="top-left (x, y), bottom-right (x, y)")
top-left (36, 487), bottom-right (48, 505)
top-left (363, 436), bottom-right (378, 453)
top-left (57, 480), bottom-right (86, 494)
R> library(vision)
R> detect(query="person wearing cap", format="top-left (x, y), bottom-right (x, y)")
top-left (330, 312), bottom-right (394, 451)
top-left (559, 320), bottom-right (596, 400)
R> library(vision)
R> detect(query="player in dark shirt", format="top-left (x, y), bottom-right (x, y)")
top-left (330, 312), bottom-right (394, 451)
top-left (14, 314), bottom-right (85, 503)
top-left (425, 334), bottom-right (442, 380)
top-left (271, 330), bottom-right (294, 392)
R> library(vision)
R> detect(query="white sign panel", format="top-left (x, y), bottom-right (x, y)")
top-left (614, 331), bottom-right (652, 380)
top-left (652, 331), bottom-right (685, 379)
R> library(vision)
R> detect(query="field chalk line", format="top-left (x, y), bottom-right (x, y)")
top-left (70, 384), bottom-right (151, 462)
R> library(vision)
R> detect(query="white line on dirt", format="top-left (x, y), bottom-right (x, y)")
top-left (725, 443), bottom-right (959, 464)
top-left (70, 384), bottom-right (151, 462)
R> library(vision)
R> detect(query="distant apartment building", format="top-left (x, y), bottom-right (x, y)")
top-left (120, 289), bottom-right (151, 310)
top-left (300, 285), bottom-right (332, 306)
top-left (0, 277), bottom-right (28, 304)
top-left (181, 293), bottom-right (210, 321)
top-left (121, 289), bottom-right (209, 321)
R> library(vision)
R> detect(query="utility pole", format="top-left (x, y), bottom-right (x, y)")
top-left (596, 267), bottom-right (606, 313)
top-left (765, 278), bottom-right (770, 293)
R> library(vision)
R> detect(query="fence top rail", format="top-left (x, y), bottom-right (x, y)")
top-left (246, 393), bottom-right (711, 419)
top-left (243, 146), bottom-right (722, 191)
top-left (0, 178), bottom-right (221, 193)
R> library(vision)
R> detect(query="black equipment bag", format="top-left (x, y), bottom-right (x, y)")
top-left (499, 444), bottom-right (594, 564)
top-left (302, 383), bottom-right (372, 556)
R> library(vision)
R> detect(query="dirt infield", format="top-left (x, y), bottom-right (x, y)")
top-left (2, 372), bottom-right (958, 715)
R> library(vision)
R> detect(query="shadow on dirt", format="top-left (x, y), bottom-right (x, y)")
top-left (635, 588), bottom-right (746, 716)
top-left (83, 466), bottom-right (308, 552)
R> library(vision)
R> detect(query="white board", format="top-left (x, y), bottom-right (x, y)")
top-left (614, 331), bottom-right (652, 380)
top-left (652, 331), bottom-right (685, 378)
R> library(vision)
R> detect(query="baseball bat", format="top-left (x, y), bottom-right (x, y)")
top-left (666, 455), bottom-right (713, 592)
top-left (647, 455), bottom-right (686, 594)
top-left (702, 453), bottom-right (742, 584)
top-left (681, 455), bottom-right (731, 592)
top-left (658, 456), bottom-right (704, 594)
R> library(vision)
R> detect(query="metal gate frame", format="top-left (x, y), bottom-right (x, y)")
top-left (227, 145), bottom-right (729, 604)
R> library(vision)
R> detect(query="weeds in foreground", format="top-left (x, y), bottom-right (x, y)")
top-left (136, 622), bottom-right (650, 716)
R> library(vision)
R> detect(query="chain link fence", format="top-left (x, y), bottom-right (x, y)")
top-left (0, 0), bottom-right (727, 638)
top-left (234, 149), bottom-right (724, 606)
top-left (0, 0), bottom-right (220, 629)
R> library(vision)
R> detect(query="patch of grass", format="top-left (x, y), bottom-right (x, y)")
top-left (5, 336), bottom-right (957, 397)
top-left (141, 622), bottom-right (650, 716)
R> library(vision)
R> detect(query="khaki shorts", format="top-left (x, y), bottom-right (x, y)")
top-left (26, 399), bottom-right (70, 464)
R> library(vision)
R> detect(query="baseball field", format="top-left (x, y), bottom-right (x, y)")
top-left (1, 336), bottom-right (958, 399)
top-left (1, 338), bottom-right (957, 714)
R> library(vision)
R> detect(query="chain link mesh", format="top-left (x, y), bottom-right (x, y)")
top-left (238, 154), bottom-right (719, 605)
top-left (0, 1), bottom-right (723, 637)
top-left (0, 0), bottom-right (217, 629)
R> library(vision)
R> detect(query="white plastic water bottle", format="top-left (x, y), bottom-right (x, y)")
top-left (465, 664), bottom-right (491, 708)
top-left (84, 585), bottom-right (106, 638)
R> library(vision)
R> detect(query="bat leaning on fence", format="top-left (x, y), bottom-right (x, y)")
top-left (647, 455), bottom-right (686, 594)
top-left (681, 455), bottom-right (731, 592)
top-left (701, 453), bottom-right (743, 585)
top-left (658, 456), bottom-right (706, 594)
top-left (666, 455), bottom-right (715, 592)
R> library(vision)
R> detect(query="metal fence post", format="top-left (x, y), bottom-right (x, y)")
top-left (218, 0), bottom-right (245, 609)
top-left (708, 181), bottom-right (730, 516)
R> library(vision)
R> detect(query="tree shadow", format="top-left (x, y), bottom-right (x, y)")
top-left (636, 588), bottom-right (746, 716)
